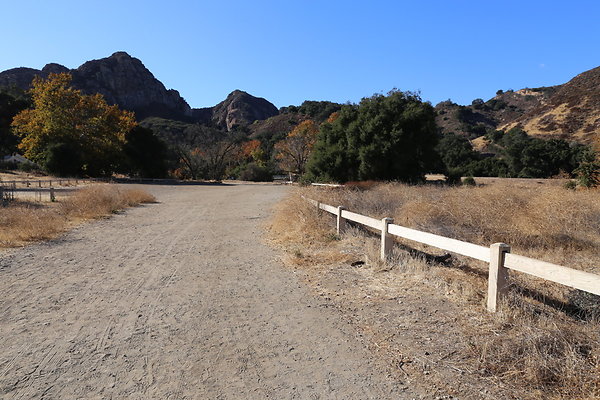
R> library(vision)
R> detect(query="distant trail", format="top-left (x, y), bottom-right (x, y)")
top-left (0, 183), bottom-right (414, 399)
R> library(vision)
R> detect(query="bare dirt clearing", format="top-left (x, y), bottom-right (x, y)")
top-left (0, 183), bottom-right (415, 399)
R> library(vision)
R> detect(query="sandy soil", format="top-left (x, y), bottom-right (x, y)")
top-left (0, 183), bottom-right (417, 399)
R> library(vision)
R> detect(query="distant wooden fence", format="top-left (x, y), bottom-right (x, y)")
top-left (306, 197), bottom-right (600, 312)
top-left (0, 178), bottom-right (108, 204)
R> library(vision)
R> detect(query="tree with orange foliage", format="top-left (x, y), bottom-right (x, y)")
top-left (240, 139), bottom-right (265, 166)
top-left (12, 73), bottom-right (136, 176)
top-left (274, 120), bottom-right (318, 175)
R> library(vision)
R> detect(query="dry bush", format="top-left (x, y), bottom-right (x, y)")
top-left (62, 185), bottom-right (156, 219)
top-left (0, 201), bottom-right (66, 246)
top-left (270, 183), bottom-right (600, 399)
top-left (268, 190), bottom-right (353, 267)
top-left (477, 300), bottom-right (600, 398)
top-left (121, 189), bottom-right (157, 206)
top-left (0, 185), bottom-right (155, 247)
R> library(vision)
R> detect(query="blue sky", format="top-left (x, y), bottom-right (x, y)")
top-left (1, 1), bottom-right (599, 109)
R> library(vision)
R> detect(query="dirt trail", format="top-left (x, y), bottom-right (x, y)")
top-left (0, 184), bottom-right (415, 399)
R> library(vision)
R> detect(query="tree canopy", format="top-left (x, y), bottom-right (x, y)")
top-left (11, 73), bottom-right (136, 176)
top-left (123, 126), bottom-right (169, 178)
top-left (274, 120), bottom-right (318, 175)
top-left (305, 90), bottom-right (439, 183)
top-left (0, 88), bottom-right (30, 156)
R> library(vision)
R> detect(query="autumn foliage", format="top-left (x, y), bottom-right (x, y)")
top-left (11, 73), bottom-right (136, 176)
top-left (274, 120), bottom-right (318, 174)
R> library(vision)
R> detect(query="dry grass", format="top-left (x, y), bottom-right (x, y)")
top-left (0, 185), bottom-right (156, 247)
top-left (269, 182), bottom-right (600, 399)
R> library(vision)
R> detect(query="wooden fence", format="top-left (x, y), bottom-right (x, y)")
top-left (0, 178), bottom-right (108, 204)
top-left (306, 197), bottom-right (600, 312)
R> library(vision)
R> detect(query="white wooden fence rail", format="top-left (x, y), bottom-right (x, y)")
top-left (306, 197), bottom-right (600, 312)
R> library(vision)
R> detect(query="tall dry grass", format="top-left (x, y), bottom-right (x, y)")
top-left (303, 182), bottom-right (600, 271)
top-left (0, 185), bottom-right (155, 247)
top-left (269, 182), bottom-right (600, 399)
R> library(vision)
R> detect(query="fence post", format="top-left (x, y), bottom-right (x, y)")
top-left (336, 206), bottom-right (347, 235)
top-left (380, 217), bottom-right (394, 261)
top-left (487, 243), bottom-right (511, 312)
top-left (50, 187), bottom-right (56, 202)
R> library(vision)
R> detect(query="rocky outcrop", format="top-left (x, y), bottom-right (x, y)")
top-left (0, 53), bottom-right (280, 128)
top-left (71, 52), bottom-right (192, 120)
top-left (0, 67), bottom-right (49, 91)
top-left (0, 52), bottom-right (193, 121)
top-left (208, 90), bottom-right (279, 131)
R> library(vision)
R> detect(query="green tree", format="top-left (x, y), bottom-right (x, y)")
top-left (123, 126), bottom-right (169, 178)
top-left (11, 73), bottom-right (136, 176)
top-left (306, 90), bottom-right (439, 183)
top-left (436, 132), bottom-right (478, 175)
top-left (0, 89), bottom-right (30, 156)
top-left (297, 101), bottom-right (342, 122)
top-left (499, 128), bottom-right (588, 178)
top-left (574, 150), bottom-right (600, 188)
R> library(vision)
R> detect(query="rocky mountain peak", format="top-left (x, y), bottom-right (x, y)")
top-left (41, 63), bottom-right (69, 74)
top-left (0, 52), bottom-right (280, 130)
top-left (70, 52), bottom-right (192, 120)
top-left (0, 52), bottom-right (193, 121)
top-left (211, 90), bottom-right (279, 131)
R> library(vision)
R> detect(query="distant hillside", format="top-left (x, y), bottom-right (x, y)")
top-left (436, 65), bottom-right (600, 149)
top-left (502, 66), bottom-right (600, 146)
top-left (435, 86), bottom-right (559, 140)
top-left (3, 52), bottom-right (597, 150)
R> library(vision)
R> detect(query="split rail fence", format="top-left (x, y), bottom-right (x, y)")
top-left (306, 197), bottom-right (600, 312)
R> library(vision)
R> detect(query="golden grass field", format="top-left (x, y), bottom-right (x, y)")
top-left (269, 180), bottom-right (600, 399)
top-left (0, 185), bottom-right (156, 247)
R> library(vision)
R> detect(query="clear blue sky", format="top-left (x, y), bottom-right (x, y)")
top-left (1, 1), bottom-right (598, 109)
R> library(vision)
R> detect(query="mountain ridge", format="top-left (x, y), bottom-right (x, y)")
top-left (1, 52), bottom-right (598, 147)
top-left (0, 52), bottom-right (279, 129)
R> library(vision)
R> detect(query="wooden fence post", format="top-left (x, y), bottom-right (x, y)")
top-left (487, 243), bottom-right (511, 312)
top-left (380, 217), bottom-right (394, 261)
top-left (50, 187), bottom-right (56, 202)
top-left (336, 206), bottom-right (347, 235)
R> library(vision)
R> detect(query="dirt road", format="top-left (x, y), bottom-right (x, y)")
top-left (0, 184), bottom-right (414, 399)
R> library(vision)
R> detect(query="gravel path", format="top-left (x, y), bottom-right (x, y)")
top-left (0, 184), bottom-right (413, 399)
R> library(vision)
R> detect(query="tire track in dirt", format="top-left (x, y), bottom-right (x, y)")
top-left (1, 202), bottom-right (198, 399)
top-left (1, 184), bottom-right (418, 399)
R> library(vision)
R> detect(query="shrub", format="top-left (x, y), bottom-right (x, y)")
top-left (239, 162), bottom-right (273, 182)
top-left (563, 180), bottom-right (577, 190)
top-left (462, 176), bottom-right (476, 186)
top-left (574, 160), bottom-right (600, 188)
